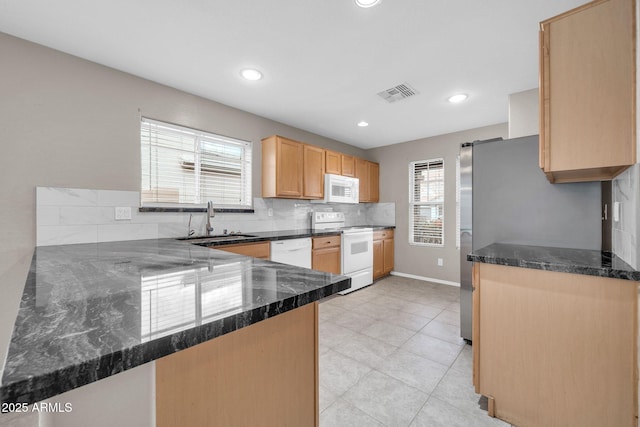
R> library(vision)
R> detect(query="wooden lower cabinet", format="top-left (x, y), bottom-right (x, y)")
top-left (373, 229), bottom-right (394, 280)
top-left (156, 302), bottom-right (319, 427)
top-left (373, 240), bottom-right (384, 279)
top-left (312, 235), bottom-right (341, 275)
top-left (215, 241), bottom-right (270, 259)
top-left (472, 263), bottom-right (637, 427)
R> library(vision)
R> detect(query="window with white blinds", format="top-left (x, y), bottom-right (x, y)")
top-left (140, 118), bottom-right (252, 208)
top-left (409, 159), bottom-right (444, 246)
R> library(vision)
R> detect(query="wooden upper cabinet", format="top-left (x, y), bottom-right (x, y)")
top-left (303, 145), bottom-right (325, 199)
top-left (262, 136), bottom-right (304, 198)
top-left (355, 158), bottom-right (370, 202)
top-left (539, 0), bottom-right (635, 183)
top-left (369, 161), bottom-right (379, 203)
top-left (263, 135), bottom-right (381, 201)
top-left (354, 158), bottom-right (380, 202)
top-left (325, 150), bottom-right (341, 175)
top-left (341, 155), bottom-right (356, 177)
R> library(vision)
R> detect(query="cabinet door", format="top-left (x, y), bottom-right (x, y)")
top-left (312, 235), bottom-right (341, 250)
top-left (475, 263), bottom-right (636, 426)
top-left (382, 238), bottom-right (393, 275)
top-left (540, 0), bottom-right (635, 182)
top-left (341, 155), bottom-right (355, 177)
top-left (303, 145), bottom-right (325, 199)
top-left (472, 263), bottom-right (480, 391)
top-left (276, 137), bottom-right (304, 198)
top-left (217, 242), bottom-right (271, 259)
top-left (312, 247), bottom-right (341, 275)
top-left (369, 161), bottom-right (379, 203)
top-left (373, 239), bottom-right (384, 280)
top-left (325, 150), bottom-right (341, 175)
top-left (355, 158), bottom-right (370, 202)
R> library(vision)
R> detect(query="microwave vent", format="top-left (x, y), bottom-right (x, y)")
top-left (377, 82), bottom-right (419, 103)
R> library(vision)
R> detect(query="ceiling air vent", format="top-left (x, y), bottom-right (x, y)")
top-left (377, 82), bottom-right (419, 103)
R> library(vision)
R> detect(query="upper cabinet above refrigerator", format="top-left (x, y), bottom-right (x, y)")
top-left (539, 0), bottom-right (636, 183)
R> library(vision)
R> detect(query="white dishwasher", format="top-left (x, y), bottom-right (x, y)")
top-left (270, 238), bottom-right (312, 269)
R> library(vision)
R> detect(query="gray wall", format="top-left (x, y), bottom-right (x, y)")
top-left (508, 88), bottom-right (539, 139)
top-left (473, 136), bottom-right (601, 251)
top-left (0, 31), bottom-right (368, 377)
top-left (367, 123), bottom-right (509, 284)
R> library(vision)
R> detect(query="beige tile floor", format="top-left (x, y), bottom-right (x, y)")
top-left (318, 275), bottom-right (511, 427)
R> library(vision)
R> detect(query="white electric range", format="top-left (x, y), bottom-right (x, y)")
top-left (311, 212), bottom-right (373, 294)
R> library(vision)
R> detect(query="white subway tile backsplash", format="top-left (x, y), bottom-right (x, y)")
top-left (37, 225), bottom-right (98, 246)
top-left (37, 206), bottom-right (60, 226)
top-left (97, 190), bottom-right (140, 207)
top-left (36, 187), bottom-right (396, 246)
top-left (59, 206), bottom-right (111, 225)
top-left (98, 224), bottom-right (159, 242)
top-left (37, 187), bottom-right (98, 206)
top-left (612, 164), bottom-right (640, 269)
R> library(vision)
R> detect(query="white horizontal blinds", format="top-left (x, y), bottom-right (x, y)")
top-left (141, 118), bottom-right (252, 207)
top-left (409, 159), bottom-right (444, 246)
top-left (199, 135), bottom-right (252, 207)
top-left (141, 120), bottom-right (197, 203)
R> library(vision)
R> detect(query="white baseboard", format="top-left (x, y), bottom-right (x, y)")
top-left (390, 271), bottom-right (460, 288)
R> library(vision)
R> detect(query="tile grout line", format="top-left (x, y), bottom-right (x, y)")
top-left (319, 277), bottom-right (465, 426)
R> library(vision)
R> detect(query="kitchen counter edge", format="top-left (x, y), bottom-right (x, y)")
top-left (0, 239), bottom-right (351, 405)
top-left (467, 243), bottom-right (640, 281)
top-left (192, 226), bottom-right (396, 247)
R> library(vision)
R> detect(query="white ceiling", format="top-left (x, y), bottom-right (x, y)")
top-left (0, 0), bottom-right (587, 149)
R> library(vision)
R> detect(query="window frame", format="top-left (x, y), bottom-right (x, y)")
top-left (408, 158), bottom-right (445, 247)
top-left (140, 117), bottom-right (253, 211)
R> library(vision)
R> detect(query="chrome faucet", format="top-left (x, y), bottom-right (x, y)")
top-left (205, 201), bottom-right (215, 236)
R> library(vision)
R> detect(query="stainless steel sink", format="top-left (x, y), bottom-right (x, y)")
top-left (178, 234), bottom-right (257, 244)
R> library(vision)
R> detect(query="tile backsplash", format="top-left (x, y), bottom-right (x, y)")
top-left (612, 164), bottom-right (640, 269)
top-left (36, 187), bottom-right (395, 246)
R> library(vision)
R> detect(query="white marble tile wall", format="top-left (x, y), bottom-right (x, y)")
top-left (36, 187), bottom-right (396, 246)
top-left (612, 164), bottom-right (640, 269)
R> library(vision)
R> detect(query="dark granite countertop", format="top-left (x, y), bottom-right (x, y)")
top-left (468, 243), bottom-right (640, 281)
top-left (186, 226), bottom-right (396, 248)
top-left (0, 239), bottom-right (350, 405)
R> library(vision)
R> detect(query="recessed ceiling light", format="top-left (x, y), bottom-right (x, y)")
top-left (240, 68), bottom-right (263, 81)
top-left (357, 121), bottom-right (369, 127)
top-left (355, 0), bottom-right (381, 8)
top-left (448, 93), bottom-right (468, 103)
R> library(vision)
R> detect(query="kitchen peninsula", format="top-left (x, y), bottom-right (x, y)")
top-left (0, 238), bottom-right (350, 426)
top-left (468, 243), bottom-right (640, 427)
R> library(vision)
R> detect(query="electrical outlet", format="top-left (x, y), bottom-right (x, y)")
top-left (613, 202), bottom-right (620, 222)
top-left (267, 208), bottom-right (273, 217)
top-left (437, 258), bottom-right (443, 267)
top-left (115, 207), bottom-right (132, 220)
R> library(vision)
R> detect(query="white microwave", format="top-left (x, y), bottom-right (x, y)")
top-left (320, 174), bottom-right (360, 204)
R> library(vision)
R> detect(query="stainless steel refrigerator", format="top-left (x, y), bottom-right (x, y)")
top-left (459, 135), bottom-right (602, 341)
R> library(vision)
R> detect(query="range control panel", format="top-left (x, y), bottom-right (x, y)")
top-left (311, 211), bottom-right (345, 230)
